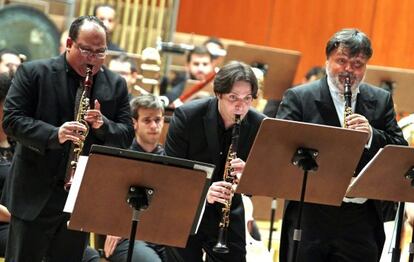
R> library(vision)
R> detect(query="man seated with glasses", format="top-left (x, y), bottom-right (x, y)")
top-left (165, 61), bottom-right (265, 262)
top-left (1, 15), bottom-right (134, 261)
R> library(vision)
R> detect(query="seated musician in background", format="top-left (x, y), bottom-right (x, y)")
top-left (164, 45), bottom-right (214, 104)
top-left (263, 66), bottom-right (325, 117)
top-left (165, 61), bottom-right (266, 261)
top-left (94, 4), bottom-right (123, 51)
top-left (0, 73), bottom-right (14, 257)
top-left (95, 94), bottom-right (166, 262)
top-left (276, 28), bottom-right (407, 262)
top-left (0, 48), bottom-right (22, 77)
top-left (108, 54), bottom-right (143, 97)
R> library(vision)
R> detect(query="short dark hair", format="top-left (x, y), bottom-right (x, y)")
top-left (325, 28), bottom-right (373, 59)
top-left (130, 94), bottom-right (165, 119)
top-left (0, 48), bottom-right (20, 63)
top-left (0, 73), bottom-right (11, 103)
top-left (93, 4), bottom-right (115, 17)
top-left (186, 45), bottom-right (212, 63)
top-left (214, 61), bottom-right (258, 98)
top-left (68, 16), bottom-right (107, 42)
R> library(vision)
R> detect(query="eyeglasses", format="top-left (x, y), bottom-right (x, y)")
top-left (74, 42), bottom-right (107, 59)
top-left (224, 93), bottom-right (254, 104)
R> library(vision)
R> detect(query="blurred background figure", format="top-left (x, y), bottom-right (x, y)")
top-left (263, 66), bottom-right (325, 117)
top-left (203, 37), bottom-right (226, 69)
top-left (0, 49), bottom-right (22, 77)
top-left (164, 45), bottom-right (214, 104)
top-left (0, 72), bottom-right (14, 257)
top-left (93, 4), bottom-right (123, 51)
top-left (59, 30), bottom-right (69, 54)
top-left (108, 54), bottom-right (141, 97)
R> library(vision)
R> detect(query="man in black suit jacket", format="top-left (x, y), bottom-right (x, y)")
top-left (277, 29), bottom-right (407, 262)
top-left (165, 61), bottom-right (265, 262)
top-left (1, 16), bottom-right (134, 261)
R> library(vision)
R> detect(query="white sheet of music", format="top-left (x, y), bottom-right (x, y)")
top-left (63, 156), bottom-right (88, 213)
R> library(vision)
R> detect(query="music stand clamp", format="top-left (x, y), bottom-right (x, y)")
top-left (126, 186), bottom-right (154, 262)
top-left (291, 147), bottom-right (319, 262)
top-left (405, 166), bottom-right (414, 187)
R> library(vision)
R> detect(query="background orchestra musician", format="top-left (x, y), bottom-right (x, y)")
top-left (164, 45), bottom-right (214, 103)
top-left (0, 48), bottom-right (22, 77)
top-left (276, 28), bottom-right (407, 262)
top-left (165, 61), bottom-right (266, 261)
top-left (1, 16), bottom-right (134, 261)
top-left (93, 4), bottom-right (123, 51)
top-left (108, 54), bottom-right (142, 98)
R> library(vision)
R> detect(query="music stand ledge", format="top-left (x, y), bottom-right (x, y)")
top-left (67, 145), bottom-right (214, 248)
top-left (237, 118), bottom-right (368, 206)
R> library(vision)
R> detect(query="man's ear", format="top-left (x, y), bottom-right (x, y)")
top-left (66, 38), bottom-right (73, 50)
top-left (132, 117), bottom-right (138, 130)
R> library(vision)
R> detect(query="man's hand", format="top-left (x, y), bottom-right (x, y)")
top-left (104, 235), bottom-right (122, 258)
top-left (206, 181), bottom-right (232, 204)
top-left (346, 114), bottom-right (372, 142)
top-left (229, 158), bottom-right (245, 186)
top-left (58, 121), bottom-right (88, 144)
top-left (85, 99), bottom-right (104, 129)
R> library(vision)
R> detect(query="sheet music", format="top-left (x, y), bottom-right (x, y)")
top-left (63, 156), bottom-right (88, 213)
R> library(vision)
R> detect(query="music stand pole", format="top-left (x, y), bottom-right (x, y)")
top-left (391, 202), bottom-right (405, 262)
top-left (291, 148), bottom-right (319, 262)
top-left (126, 186), bottom-right (154, 262)
top-left (268, 198), bottom-right (277, 251)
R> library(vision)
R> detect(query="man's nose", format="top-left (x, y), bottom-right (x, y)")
top-left (344, 62), bottom-right (354, 72)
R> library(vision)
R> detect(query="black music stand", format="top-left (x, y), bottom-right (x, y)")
top-left (65, 145), bottom-right (214, 262)
top-left (346, 145), bottom-right (414, 262)
top-left (364, 65), bottom-right (414, 113)
top-left (224, 44), bottom-right (301, 100)
top-left (236, 118), bottom-right (368, 262)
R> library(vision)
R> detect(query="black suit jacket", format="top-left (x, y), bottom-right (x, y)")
top-left (276, 76), bottom-right (407, 254)
top-left (165, 97), bottom-right (265, 245)
top-left (2, 54), bottom-right (134, 220)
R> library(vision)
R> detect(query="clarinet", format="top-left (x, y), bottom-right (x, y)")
top-left (343, 75), bottom-right (353, 128)
top-left (213, 114), bottom-right (241, 253)
top-left (64, 64), bottom-right (93, 191)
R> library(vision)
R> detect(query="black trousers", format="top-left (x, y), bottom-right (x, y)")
top-left (5, 186), bottom-right (88, 262)
top-left (280, 201), bottom-right (383, 262)
top-left (167, 231), bottom-right (246, 262)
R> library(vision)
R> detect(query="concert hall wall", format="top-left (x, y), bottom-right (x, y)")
top-left (177, 0), bottom-right (414, 84)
